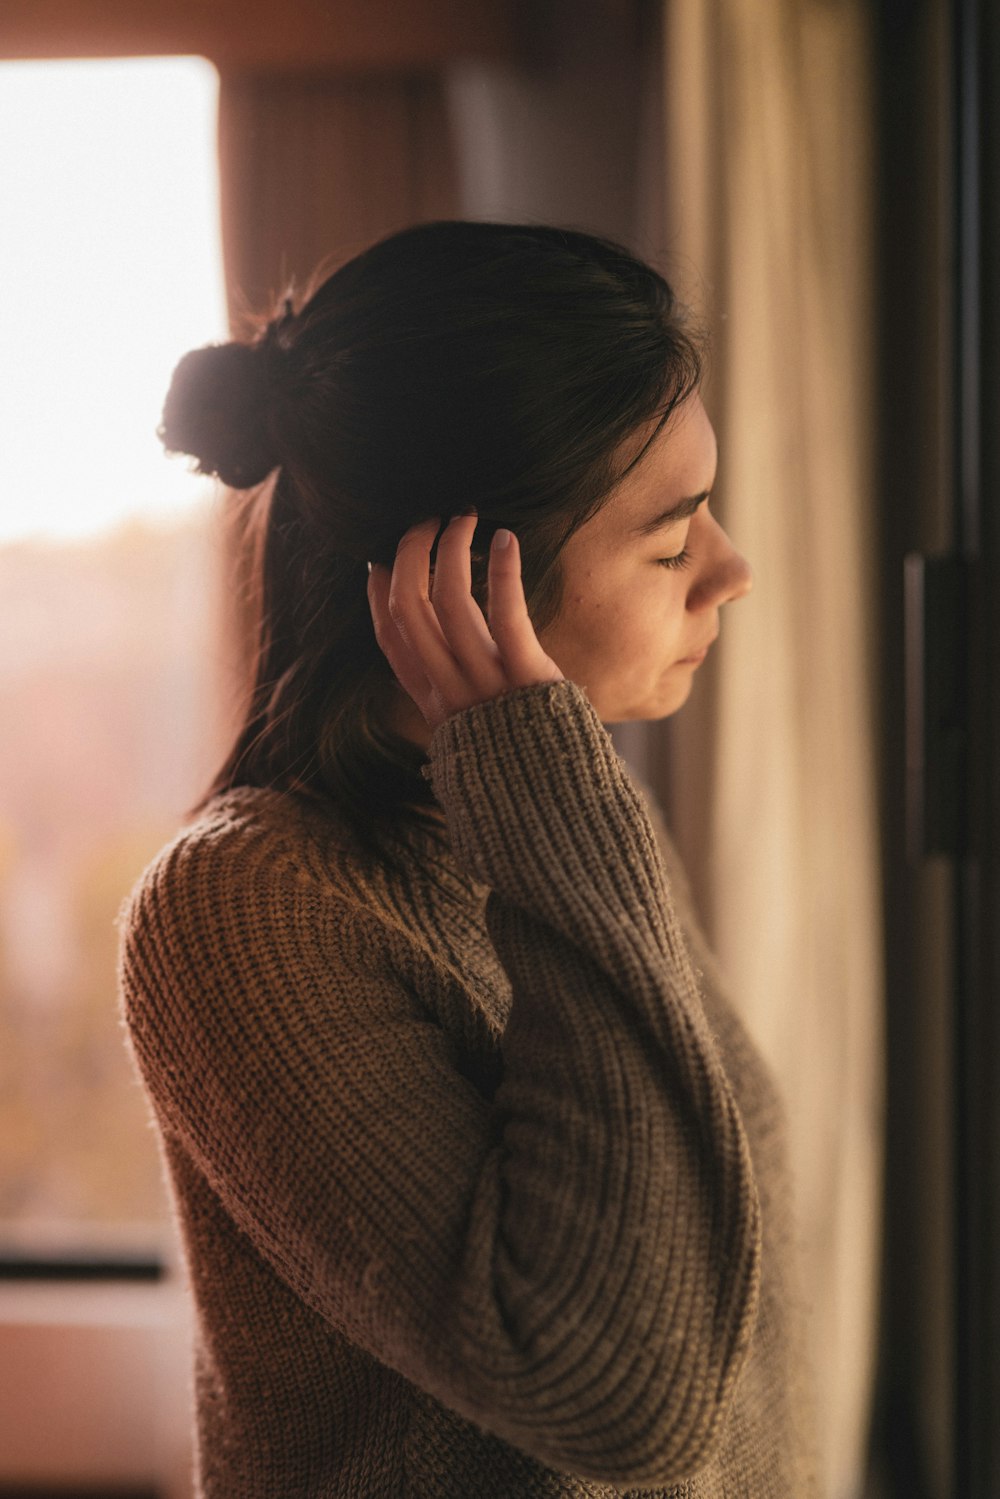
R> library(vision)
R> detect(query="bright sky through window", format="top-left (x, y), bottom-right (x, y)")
top-left (0, 57), bottom-right (227, 543)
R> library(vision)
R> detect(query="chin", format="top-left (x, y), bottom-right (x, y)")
top-left (597, 681), bottom-right (694, 724)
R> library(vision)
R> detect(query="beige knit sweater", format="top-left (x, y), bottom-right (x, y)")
top-left (119, 680), bottom-right (820, 1497)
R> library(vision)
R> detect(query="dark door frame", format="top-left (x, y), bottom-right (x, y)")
top-left (952, 0), bottom-right (1000, 1492)
top-left (870, 0), bottom-right (999, 1494)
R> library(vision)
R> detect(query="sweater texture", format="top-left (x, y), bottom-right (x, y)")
top-left (119, 680), bottom-right (820, 1497)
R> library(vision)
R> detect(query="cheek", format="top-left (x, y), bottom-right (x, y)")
top-left (618, 571), bottom-right (687, 637)
top-left (541, 561), bottom-right (688, 674)
top-left (576, 589), bottom-right (679, 673)
top-left (541, 600), bottom-right (604, 668)
top-left (538, 575), bottom-right (617, 667)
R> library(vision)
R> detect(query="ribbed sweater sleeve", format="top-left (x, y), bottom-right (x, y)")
top-left (121, 679), bottom-right (761, 1491)
top-left (424, 680), bottom-right (761, 1483)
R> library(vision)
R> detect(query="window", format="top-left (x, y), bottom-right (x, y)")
top-left (0, 57), bottom-right (229, 1265)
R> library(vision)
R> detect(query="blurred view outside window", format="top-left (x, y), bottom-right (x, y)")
top-left (0, 57), bottom-right (229, 1260)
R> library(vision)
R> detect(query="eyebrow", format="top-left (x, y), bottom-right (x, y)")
top-left (632, 490), bottom-right (711, 537)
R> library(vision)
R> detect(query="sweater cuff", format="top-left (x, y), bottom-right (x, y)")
top-left (423, 680), bottom-right (641, 890)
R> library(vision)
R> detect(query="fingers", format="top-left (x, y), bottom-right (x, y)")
top-left (390, 517), bottom-right (502, 696)
top-left (430, 514), bottom-right (500, 669)
top-left (388, 517), bottom-right (454, 672)
top-left (368, 516), bottom-right (501, 728)
top-left (429, 512), bottom-right (474, 606)
top-left (366, 559), bottom-right (436, 720)
top-left (487, 529), bottom-right (564, 685)
top-left (367, 513), bottom-right (563, 733)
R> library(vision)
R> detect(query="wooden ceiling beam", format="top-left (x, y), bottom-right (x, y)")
top-left (0, 0), bottom-right (519, 72)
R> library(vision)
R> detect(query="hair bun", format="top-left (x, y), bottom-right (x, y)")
top-left (159, 341), bottom-right (280, 489)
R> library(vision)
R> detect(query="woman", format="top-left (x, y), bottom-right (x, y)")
top-left (120, 221), bottom-right (819, 1497)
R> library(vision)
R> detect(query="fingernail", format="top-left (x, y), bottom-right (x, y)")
top-left (366, 561), bottom-right (372, 574)
top-left (462, 506), bottom-right (478, 517)
top-left (493, 528), bottom-right (512, 550)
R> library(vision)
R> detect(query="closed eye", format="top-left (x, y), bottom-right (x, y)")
top-left (657, 548), bottom-right (694, 571)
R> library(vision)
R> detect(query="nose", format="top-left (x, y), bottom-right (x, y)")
top-left (687, 510), bottom-right (752, 611)
top-left (718, 547), bottom-right (753, 604)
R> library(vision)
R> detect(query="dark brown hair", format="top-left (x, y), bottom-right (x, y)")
top-left (159, 221), bottom-right (703, 866)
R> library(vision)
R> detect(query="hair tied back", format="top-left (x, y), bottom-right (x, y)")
top-left (158, 311), bottom-right (292, 489)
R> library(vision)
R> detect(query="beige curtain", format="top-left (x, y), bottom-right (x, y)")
top-left (655, 5), bottom-right (884, 1497)
top-left (218, 71), bottom-right (456, 333)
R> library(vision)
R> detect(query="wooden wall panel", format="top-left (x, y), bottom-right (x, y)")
top-left (0, 0), bottom-right (518, 71)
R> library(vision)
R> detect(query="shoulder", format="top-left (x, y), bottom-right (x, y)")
top-left (116, 790), bottom-right (459, 1161)
top-left (118, 786), bottom-right (380, 972)
top-left (117, 788), bottom-right (421, 1085)
top-left (128, 784), bottom-right (352, 893)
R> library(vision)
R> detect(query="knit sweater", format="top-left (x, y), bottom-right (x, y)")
top-left (119, 679), bottom-right (819, 1498)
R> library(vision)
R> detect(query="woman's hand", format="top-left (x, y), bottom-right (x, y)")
top-left (367, 514), bottom-right (564, 733)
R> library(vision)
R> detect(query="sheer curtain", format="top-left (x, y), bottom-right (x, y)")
top-left (656, 5), bottom-right (884, 1497)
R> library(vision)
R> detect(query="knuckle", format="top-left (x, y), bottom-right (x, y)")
top-left (397, 518), bottom-right (438, 549)
top-left (386, 589), bottom-right (411, 628)
top-left (488, 612), bottom-right (521, 645)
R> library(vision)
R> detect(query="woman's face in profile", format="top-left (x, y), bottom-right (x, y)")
top-left (537, 395), bottom-right (752, 723)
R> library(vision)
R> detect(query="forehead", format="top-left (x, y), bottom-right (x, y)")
top-left (580, 395), bottom-right (719, 547)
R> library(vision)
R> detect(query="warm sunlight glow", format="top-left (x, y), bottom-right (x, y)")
top-left (0, 57), bottom-right (227, 543)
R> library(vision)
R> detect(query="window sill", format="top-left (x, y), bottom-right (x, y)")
top-left (0, 1280), bottom-right (192, 1498)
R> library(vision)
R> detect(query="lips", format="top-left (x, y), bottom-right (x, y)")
top-left (678, 631), bottom-right (718, 664)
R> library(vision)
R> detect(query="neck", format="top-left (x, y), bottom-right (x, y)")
top-left (382, 685), bottom-right (433, 752)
